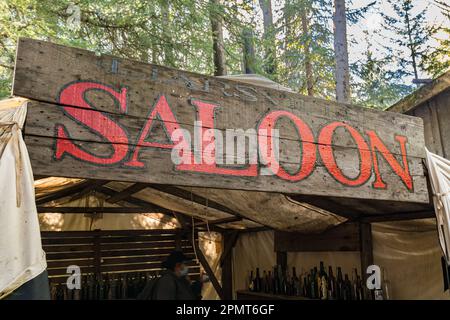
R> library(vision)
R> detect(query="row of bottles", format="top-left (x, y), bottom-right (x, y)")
top-left (50, 271), bottom-right (158, 300)
top-left (247, 262), bottom-right (390, 300)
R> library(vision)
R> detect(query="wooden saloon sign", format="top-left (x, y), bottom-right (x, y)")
top-left (13, 38), bottom-right (429, 204)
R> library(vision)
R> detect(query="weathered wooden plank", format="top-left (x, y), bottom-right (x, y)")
top-left (221, 232), bottom-right (237, 300)
top-left (14, 38), bottom-right (429, 204)
top-left (99, 235), bottom-right (181, 244)
top-left (47, 266), bottom-right (95, 276)
top-left (25, 100), bottom-right (425, 159)
top-left (106, 183), bottom-right (148, 203)
top-left (25, 135), bottom-right (429, 203)
top-left (99, 247), bottom-right (192, 258)
top-left (46, 247), bottom-right (189, 260)
top-left (47, 259), bottom-right (95, 269)
top-left (43, 244), bottom-right (95, 253)
top-left (42, 237), bottom-right (94, 245)
top-left (196, 216), bottom-right (242, 226)
top-left (434, 90), bottom-right (450, 159)
top-left (41, 229), bottom-right (179, 237)
top-left (412, 103), bottom-right (445, 157)
top-left (36, 180), bottom-right (95, 205)
top-left (101, 253), bottom-right (196, 266)
top-left (101, 264), bottom-right (200, 274)
top-left (290, 194), bottom-right (432, 218)
top-left (274, 222), bottom-right (361, 252)
top-left (23, 100), bottom-right (428, 194)
top-left (100, 241), bottom-right (176, 251)
top-left (389, 71), bottom-right (450, 114)
top-left (358, 210), bottom-right (435, 223)
top-left (37, 206), bottom-right (164, 213)
top-left (192, 235), bottom-right (224, 300)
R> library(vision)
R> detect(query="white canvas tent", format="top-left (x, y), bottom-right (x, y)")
top-left (426, 149), bottom-right (450, 265)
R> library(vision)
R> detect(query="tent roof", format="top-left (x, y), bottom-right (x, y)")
top-left (35, 177), bottom-right (345, 232)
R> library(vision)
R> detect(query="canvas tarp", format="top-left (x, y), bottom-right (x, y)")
top-left (0, 98), bottom-right (47, 299)
top-left (425, 148), bottom-right (450, 265)
top-left (232, 220), bottom-right (450, 300)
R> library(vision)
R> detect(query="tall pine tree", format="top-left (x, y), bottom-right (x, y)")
top-left (279, 0), bottom-right (336, 99)
top-left (381, 0), bottom-right (431, 82)
top-left (422, 0), bottom-right (450, 77)
top-left (353, 31), bottom-right (414, 109)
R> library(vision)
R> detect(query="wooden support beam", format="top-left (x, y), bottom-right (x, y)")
top-left (360, 222), bottom-right (373, 300)
top-left (221, 231), bottom-right (239, 300)
top-left (37, 206), bottom-right (159, 213)
top-left (191, 232), bottom-right (224, 300)
top-left (289, 194), bottom-right (432, 220)
top-left (33, 175), bottom-right (48, 181)
top-left (69, 180), bottom-right (109, 201)
top-left (97, 186), bottom-right (226, 232)
top-left (358, 210), bottom-right (435, 223)
top-left (197, 216), bottom-right (242, 227)
top-left (148, 184), bottom-right (271, 228)
top-left (173, 212), bottom-right (190, 231)
top-left (238, 226), bottom-right (271, 234)
top-left (36, 180), bottom-right (97, 205)
top-left (106, 183), bottom-right (148, 203)
top-left (93, 233), bottom-right (101, 277)
top-left (175, 232), bottom-right (182, 251)
top-left (98, 186), bottom-right (176, 215)
top-left (220, 231), bottom-right (239, 267)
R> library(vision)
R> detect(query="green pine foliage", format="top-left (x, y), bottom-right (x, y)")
top-left (380, 0), bottom-right (431, 80)
top-left (422, 0), bottom-right (450, 77)
top-left (0, 0), bottom-right (447, 108)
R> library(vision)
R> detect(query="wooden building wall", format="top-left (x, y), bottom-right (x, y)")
top-left (403, 88), bottom-right (450, 159)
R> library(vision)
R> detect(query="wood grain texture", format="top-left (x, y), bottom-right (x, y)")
top-left (15, 38), bottom-right (429, 204)
top-left (389, 71), bottom-right (450, 114)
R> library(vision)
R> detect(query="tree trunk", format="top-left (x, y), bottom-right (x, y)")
top-left (259, 0), bottom-right (276, 75)
top-left (301, 8), bottom-right (314, 96)
top-left (333, 0), bottom-right (351, 103)
top-left (210, 0), bottom-right (227, 76)
top-left (161, 1), bottom-right (174, 67)
top-left (242, 27), bottom-right (256, 74)
top-left (284, 0), bottom-right (291, 69)
top-left (404, 6), bottom-right (419, 81)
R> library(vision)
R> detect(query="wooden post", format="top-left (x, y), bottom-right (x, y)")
top-left (175, 232), bottom-right (182, 251)
top-left (93, 232), bottom-right (102, 278)
top-left (192, 234), bottom-right (224, 300)
top-left (360, 222), bottom-right (373, 300)
top-left (221, 232), bottom-right (238, 300)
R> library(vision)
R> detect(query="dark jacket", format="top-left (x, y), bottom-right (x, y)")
top-left (154, 270), bottom-right (201, 300)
